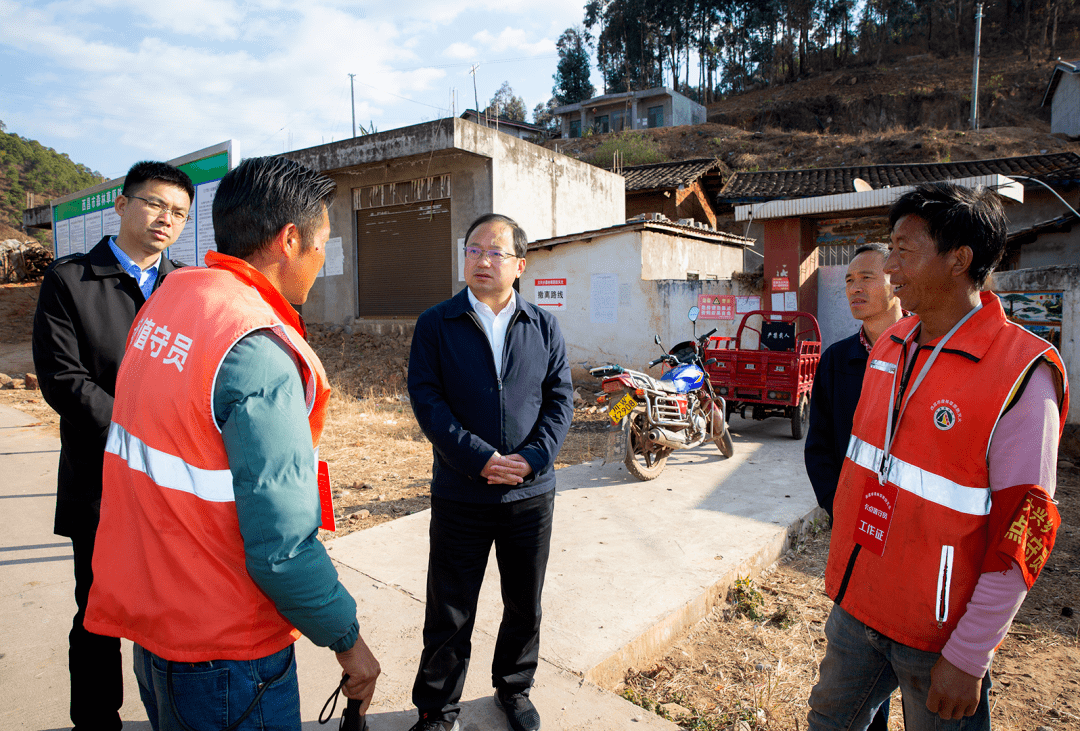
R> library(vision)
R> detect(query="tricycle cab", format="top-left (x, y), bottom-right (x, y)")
top-left (703, 310), bottom-right (821, 438)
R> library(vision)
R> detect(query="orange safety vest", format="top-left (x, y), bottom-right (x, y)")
top-left (825, 292), bottom-right (1068, 653)
top-left (85, 252), bottom-right (331, 662)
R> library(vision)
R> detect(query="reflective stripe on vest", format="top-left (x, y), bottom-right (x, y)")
top-left (846, 435), bottom-right (991, 516)
top-left (105, 421), bottom-right (235, 503)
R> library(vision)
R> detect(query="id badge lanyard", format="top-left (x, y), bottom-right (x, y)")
top-left (878, 303), bottom-right (982, 486)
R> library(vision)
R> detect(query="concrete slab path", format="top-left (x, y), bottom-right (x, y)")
top-left (0, 403), bottom-right (819, 730)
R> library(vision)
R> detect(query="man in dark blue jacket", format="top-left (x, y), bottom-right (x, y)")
top-left (407, 213), bottom-right (573, 731)
top-left (803, 242), bottom-right (904, 731)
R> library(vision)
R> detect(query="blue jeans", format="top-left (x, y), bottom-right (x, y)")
top-left (808, 605), bottom-right (991, 731)
top-left (134, 643), bottom-right (301, 731)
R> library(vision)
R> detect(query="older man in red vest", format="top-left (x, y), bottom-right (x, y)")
top-left (808, 182), bottom-right (1068, 730)
top-left (86, 156), bottom-right (380, 730)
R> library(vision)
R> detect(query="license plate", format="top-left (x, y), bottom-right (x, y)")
top-left (608, 392), bottom-right (638, 424)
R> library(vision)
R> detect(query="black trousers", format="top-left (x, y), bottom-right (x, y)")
top-left (70, 527), bottom-right (123, 730)
top-left (412, 490), bottom-right (555, 721)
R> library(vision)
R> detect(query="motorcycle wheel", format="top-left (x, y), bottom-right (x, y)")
top-left (624, 412), bottom-right (671, 481)
top-left (791, 394), bottom-right (809, 439)
top-left (710, 404), bottom-right (734, 458)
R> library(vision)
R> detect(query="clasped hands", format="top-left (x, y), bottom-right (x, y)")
top-left (481, 451), bottom-right (533, 485)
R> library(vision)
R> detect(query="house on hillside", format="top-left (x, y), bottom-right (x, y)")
top-left (620, 158), bottom-right (726, 230)
top-left (553, 87), bottom-right (706, 139)
top-left (1042, 60), bottom-right (1080, 136)
top-left (280, 116), bottom-right (624, 324)
top-left (459, 109), bottom-right (546, 141)
top-left (523, 219), bottom-right (753, 376)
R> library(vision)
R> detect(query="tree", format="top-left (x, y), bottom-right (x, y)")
top-left (553, 27), bottom-right (596, 105)
top-left (532, 98), bottom-right (561, 136)
top-left (487, 81), bottom-right (527, 121)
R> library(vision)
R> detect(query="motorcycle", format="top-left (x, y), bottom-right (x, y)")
top-left (589, 307), bottom-right (735, 481)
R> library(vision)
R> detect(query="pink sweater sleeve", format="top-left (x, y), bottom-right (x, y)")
top-left (941, 362), bottom-right (1060, 677)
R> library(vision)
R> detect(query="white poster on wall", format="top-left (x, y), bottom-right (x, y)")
top-left (457, 238), bottom-right (466, 282)
top-left (735, 295), bottom-right (761, 314)
top-left (84, 211), bottom-right (103, 249)
top-left (102, 206), bottom-right (121, 236)
top-left (196, 179), bottom-right (220, 263)
top-left (69, 215), bottom-right (86, 254)
top-left (54, 219), bottom-right (70, 259)
top-left (169, 221), bottom-right (197, 265)
top-left (784, 291), bottom-right (798, 311)
top-left (590, 273), bottom-right (618, 324)
top-left (770, 292), bottom-right (786, 311)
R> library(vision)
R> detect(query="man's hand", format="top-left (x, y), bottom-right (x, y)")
top-left (480, 452), bottom-right (533, 485)
top-left (926, 655), bottom-right (982, 720)
top-left (335, 636), bottom-right (381, 711)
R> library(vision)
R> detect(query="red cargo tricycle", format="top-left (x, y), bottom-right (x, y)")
top-left (703, 310), bottom-right (821, 439)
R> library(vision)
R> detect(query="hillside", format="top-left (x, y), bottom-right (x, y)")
top-left (545, 51), bottom-right (1080, 176)
top-left (0, 122), bottom-right (102, 245)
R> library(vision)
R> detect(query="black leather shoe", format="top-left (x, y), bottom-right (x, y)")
top-left (494, 690), bottom-right (541, 731)
top-left (408, 715), bottom-right (461, 731)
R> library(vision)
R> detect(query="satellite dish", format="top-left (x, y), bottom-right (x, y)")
top-left (853, 178), bottom-right (873, 192)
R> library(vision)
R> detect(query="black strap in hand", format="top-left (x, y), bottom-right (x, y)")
top-left (319, 675), bottom-right (368, 731)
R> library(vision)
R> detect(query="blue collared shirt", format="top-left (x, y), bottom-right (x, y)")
top-left (108, 237), bottom-right (160, 300)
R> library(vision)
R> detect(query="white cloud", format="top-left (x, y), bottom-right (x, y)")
top-left (472, 27), bottom-right (554, 56)
top-left (443, 42), bottom-right (477, 60)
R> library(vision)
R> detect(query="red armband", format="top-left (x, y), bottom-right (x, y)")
top-left (982, 483), bottom-right (1059, 588)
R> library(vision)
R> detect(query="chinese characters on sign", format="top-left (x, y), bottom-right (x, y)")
top-left (771, 276), bottom-right (790, 292)
top-left (131, 317), bottom-right (193, 372)
top-left (534, 278), bottom-right (567, 309)
top-left (697, 295), bottom-right (735, 320)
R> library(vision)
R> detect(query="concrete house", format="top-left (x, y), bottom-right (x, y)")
top-left (282, 117), bottom-right (625, 324)
top-left (459, 110), bottom-right (546, 141)
top-left (522, 219), bottom-right (753, 377)
top-left (621, 158), bottom-right (726, 230)
top-left (553, 87), bottom-right (706, 139)
top-left (1042, 60), bottom-right (1080, 136)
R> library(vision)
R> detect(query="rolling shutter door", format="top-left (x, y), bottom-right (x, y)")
top-left (356, 200), bottom-right (451, 317)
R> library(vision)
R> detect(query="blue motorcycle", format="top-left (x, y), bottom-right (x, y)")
top-left (590, 312), bottom-right (734, 480)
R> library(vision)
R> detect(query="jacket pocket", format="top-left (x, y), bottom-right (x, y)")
top-left (935, 545), bottom-right (955, 626)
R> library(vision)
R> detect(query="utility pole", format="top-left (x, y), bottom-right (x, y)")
top-left (469, 64), bottom-right (480, 118)
top-left (349, 73), bottom-right (356, 138)
top-left (971, 2), bottom-right (984, 130)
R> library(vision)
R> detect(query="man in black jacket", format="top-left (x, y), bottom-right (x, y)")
top-left (407, 213), bottom-right (574, 731)
top-left (33, 160), bottom-right (193, 730)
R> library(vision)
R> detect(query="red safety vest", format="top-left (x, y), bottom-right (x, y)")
top-left (825, 292), bottom-right (1068, 653)
top-left (85, 252), bottom-right (331, 662)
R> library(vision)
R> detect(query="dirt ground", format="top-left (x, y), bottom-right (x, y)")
top-left (620, 464), bottom-right (1080, 730)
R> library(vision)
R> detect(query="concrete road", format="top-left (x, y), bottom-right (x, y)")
top-left (0, 404), bottom-right (819, 730)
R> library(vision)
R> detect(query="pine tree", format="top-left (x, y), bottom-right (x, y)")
top-left (553, 27), bottom-right (596, 105)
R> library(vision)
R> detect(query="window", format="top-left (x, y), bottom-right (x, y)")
top-left (569, 119), bottom-right (581, 138)
top-left (687, 271), bottom-right (700, 281)
top-left (595, 115), bottom-right (609, 134)
top-left (648, 106), bottom-right (664, 128)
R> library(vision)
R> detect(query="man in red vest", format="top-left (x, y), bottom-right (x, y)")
top-left (86, 156), bottom-right (380, 729)
top-left (807, 182), bottom-right (1068, 730)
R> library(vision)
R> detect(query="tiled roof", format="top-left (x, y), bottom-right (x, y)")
top-left (621, 158), bottom-right (722, 192)
top-left (718, 153), bottom-right (1080, 203)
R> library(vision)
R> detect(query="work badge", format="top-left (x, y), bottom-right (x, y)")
top-left (852, 480), bottom-right (898, 557)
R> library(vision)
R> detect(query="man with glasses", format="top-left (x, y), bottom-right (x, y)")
top-left (406, 214), bottom-right (574, 731)
top-left (33, 160), bottom-right (193, 729)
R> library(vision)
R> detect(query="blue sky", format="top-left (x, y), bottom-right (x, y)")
top-left (1, 0), bottom-right (605, 179)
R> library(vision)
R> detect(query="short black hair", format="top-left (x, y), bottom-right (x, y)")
top-left (853, 242), bottom-right (888, 258)
top-left (464, 213), bottom-right (528, 258)
top-left (212, 156), bottom-right (336, 260)
top-left (122, 161), bottom-right (195, 205)
top-left (888, 182), bottom-right (1007, 288)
